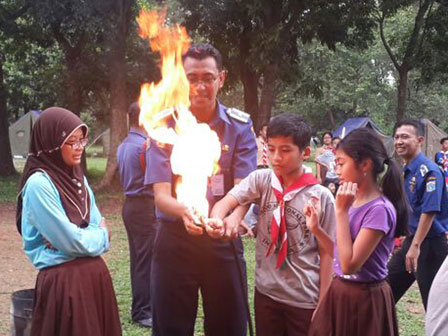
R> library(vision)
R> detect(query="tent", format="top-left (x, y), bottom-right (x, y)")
top-left (419, 118), bottom-right (448, 161)
top-left (333, 117), bottom-right (395, 156)
top-left (8, 110), bottom-right (42, 158)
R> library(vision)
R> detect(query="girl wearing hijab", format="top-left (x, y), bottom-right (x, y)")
top-left (16, 107), bottom-right (122, 336)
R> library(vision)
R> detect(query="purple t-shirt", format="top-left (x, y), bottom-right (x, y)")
top-left (333, 196), bottom-right (397, 282)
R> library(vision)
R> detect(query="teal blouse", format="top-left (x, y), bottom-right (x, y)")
top-left (21, 171), bottom-right (109, 270)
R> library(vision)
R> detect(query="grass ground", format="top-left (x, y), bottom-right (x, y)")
top-left (1, 157), bottom-right (425, 335)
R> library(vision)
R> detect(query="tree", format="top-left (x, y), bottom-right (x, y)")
top-left (0, 0), bottom-right (33, 176)
top-left (178, 0), bottom-right (377, 131)
top-left (274, 39), bottom-right (396, 133)
top-left (97, 0), bottom-right (136, 189)
top-left (417, 3), bottom-right (448, 84)
top-left (376, 0), bottom-right (438, 121)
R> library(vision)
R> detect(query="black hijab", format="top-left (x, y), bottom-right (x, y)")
top-left (16, 107), bottom-right (90, 234)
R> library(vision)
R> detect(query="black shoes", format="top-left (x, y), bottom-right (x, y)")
top-left (135, 317), bottom-right (152, 328)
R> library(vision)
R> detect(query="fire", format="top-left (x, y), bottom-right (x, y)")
top-left (137, 9), bottom-right (221, 218)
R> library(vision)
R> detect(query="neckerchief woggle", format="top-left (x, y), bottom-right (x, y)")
top-left (267, 171), bottom-right (319, 269)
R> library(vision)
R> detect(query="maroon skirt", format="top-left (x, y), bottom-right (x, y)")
top-left (308, 277), bottom-right (398, 336)
top-left (31, 257), bottom-right (122, 336)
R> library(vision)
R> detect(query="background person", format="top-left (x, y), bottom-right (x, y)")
top-left (117, 102), bottom-right (156, 328)
top-left (315, 131), bottom-right (333, 184)
top-left (387, 119), bottom-right (448, 310)
top-left (256, 123), bottom-right (269, 169)
top-left (435, 136), bottom-right (448, 189)
top-left (17, 107), bottom-right (121, 336)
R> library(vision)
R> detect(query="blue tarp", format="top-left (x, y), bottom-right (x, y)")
top-left (333, 117), bottom-right (394, 155)
top-left (333, 117), bottom-right (388, 138)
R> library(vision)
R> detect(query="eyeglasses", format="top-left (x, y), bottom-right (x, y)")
top-left (65, 138), bottom-right (88, 150)
top-left (187, 75), bottom-right (219, 87)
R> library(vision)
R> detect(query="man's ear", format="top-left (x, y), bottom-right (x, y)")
top-left (417, 135), bottom-right (425, 145)
top-left (218, 70), bottom-right (226, 89)
top-left (303, 146), bottom-right (311, 160)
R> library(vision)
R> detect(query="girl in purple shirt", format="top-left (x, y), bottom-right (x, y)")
top-left (308, 128), bottom-right (408, 336)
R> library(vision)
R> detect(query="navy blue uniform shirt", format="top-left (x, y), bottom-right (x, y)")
top-left (145, 102), bottom-right (257, 222)
top-left (117, 128), bottom-right (153, 197)
top-left (404, 152), bottom-right (448, 237)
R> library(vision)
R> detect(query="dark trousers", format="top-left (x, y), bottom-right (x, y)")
top-left (122, 195), bottom-right (156, 322)
top-left (151, 220), bottom-right (248, 336)
top-left (254, 289), bottom-right (313, 336)
top-left (387, 234), bottom-right (448, 310)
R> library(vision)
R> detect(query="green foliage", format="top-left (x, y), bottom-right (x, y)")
top-left (0, 174), bottom-right (19, 203)
top-left (417, 4), bottom-right (448, 83)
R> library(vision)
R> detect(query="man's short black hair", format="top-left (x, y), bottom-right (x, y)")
top-left (128, 102), bottom-right (140, 127)
top-left (182, 43), bottom-right (223, 71)
top-left (441, 137), bottom-right (448, 144)
top-left (267, 113), bottom-right (311, 150)
top-left (393, 118), bottom-right (424, 137)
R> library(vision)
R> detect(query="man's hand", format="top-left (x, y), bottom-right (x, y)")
top-left (205, 218), bottom-right (224, 239)
top-left (182, 208), bottom-right (203, 236)
top-left (406, 243), bottom-right (420, 273)
top-left (238, 220), bottom-right (254, 238)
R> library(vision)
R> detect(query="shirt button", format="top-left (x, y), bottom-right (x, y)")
top-left (77, 182), bottom-right (82, 187)
top-left (78, 190), bottom-right (82, 194)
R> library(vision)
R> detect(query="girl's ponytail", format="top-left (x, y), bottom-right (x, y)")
top-left (381, 158), bottom-right (409, 237)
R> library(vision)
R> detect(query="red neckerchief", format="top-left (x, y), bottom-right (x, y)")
top-left (267, 171), bottom-right (319, 269)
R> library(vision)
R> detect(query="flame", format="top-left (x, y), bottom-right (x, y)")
top-left (137, 9), bottom-right (221, 218)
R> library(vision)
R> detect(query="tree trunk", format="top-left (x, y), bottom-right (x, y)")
top-left (327, 109), bottom-right (336, 130)
top-left (258, 64), bottom-right (278, 131)
top-left (241, 66), bottom-right (260, 129)
top-left (97, 0), bottom-right (133, 190)
top-left (65, 49), bottom-right (87, 172)
top-left (0, 54), bottom-right (17, 176)
top-left (396, 69), bottom-right (408, 122)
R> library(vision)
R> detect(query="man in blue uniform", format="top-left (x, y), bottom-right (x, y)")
top-left (435, 136), bottom-right (448, 189)
top-left (117, 102), bottom-right (155, 328)
top-left (146, 43), bottom-right (257, 335)
top-left (387, 119), bottom-right (448, 309)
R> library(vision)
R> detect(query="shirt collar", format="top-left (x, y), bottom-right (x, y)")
top-left (209, 101), bottom-right (231, 127)
top-left (129, 127), bottom-right (147, 139)
top-left (405, 152), bottom-right (424, 173)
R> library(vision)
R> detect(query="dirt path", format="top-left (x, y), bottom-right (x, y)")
top-left (0, 203), bottom-right (37, 334)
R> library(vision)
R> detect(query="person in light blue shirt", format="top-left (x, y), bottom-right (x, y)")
top-left (16, 107), bottom-right (121, 336)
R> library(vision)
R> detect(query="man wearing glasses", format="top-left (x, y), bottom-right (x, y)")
top-left (146, 43), bottom-right (257, 335)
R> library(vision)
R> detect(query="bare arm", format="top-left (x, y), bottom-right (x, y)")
top-left (153, 182), bottom-right (202, 235)
top-left (336, 209), bottom-right (384, 274)
top-left (335, 182), bottom-right (384, 275)
top-left (406, 212), bottom-right (436, 273)
top-left (318, 247), bottom-right (333, 302)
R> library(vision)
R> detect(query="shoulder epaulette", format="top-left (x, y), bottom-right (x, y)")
top-left (226, 108), bottom-right (250, 123)
top-left (153, 108), bottom-right (174, 122)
